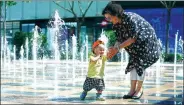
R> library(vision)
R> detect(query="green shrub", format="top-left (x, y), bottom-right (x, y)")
top-left (163, 53), bottom-right (183, 62)
top-left (105, 30), bottom-right (120, 62)
top-left (12, 31), bottom-right (48, 60)
top-left (12, 31), bottom-right (26, 59)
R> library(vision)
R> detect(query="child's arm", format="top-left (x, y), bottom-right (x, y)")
top-left (90, 55), bottom-right (101, 62)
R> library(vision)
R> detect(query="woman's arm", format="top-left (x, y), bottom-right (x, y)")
top-left (107, 38), bottom-right (136, 59)
top-left (117, 38), bottom-right (136, 50)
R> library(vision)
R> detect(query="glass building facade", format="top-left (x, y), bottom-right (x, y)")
top-left (1, 1), bottom-right (183, 53)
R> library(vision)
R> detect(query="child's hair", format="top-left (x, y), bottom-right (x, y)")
top-left (92, 40), bottom-right (105, 54)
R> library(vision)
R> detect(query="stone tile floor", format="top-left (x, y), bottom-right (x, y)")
top-left (1, 62), bottom-right (183, 104)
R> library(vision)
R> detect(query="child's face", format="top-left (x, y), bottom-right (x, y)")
top-left (94, 44), bottom-right (105, 56)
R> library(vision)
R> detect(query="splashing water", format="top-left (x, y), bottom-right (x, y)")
top-left (20, 46), bottom-right (24, 83)
top-left (178, 36), bottom-right (183, 51)
top-left (32, 25), bottom-right (39, 88)
top-left (98, 29), bottom-right (108, 46)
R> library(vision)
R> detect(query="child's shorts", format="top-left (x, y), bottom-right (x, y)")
top-left (83, 77), bottom-right (105, 91)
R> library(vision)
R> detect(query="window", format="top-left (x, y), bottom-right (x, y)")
top-left (21, 23), bottom-right (35, 33)
top-left (0, 21), bottom-right (20, 44)
top-left (1, 23), bottom-right (3, 28)
top-left (0, 29), bottom-right (3, 36)
top-left (13, 22), bottom-right (20, 29)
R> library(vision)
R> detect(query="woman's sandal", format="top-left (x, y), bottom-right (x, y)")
top-left (132, 91), bottom-right (143, 99)
top-left (123, 92), bottom-right (135, 99)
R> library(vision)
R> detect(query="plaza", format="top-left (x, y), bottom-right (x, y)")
top-left (1, 1), bottom-right (184, 104)
top-left (1, 60), bottom-right (183, 104)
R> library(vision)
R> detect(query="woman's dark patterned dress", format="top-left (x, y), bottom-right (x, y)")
top-left (112, 12), bottom-right (161, 76)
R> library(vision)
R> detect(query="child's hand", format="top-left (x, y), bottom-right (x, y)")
top-left (90, 55), bottom-right (101, 61)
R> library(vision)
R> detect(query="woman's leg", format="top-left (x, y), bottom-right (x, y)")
top-left (128, 69), bottom-right (137, 95)
top-left (132, 71), bottom-right (145, 99)
top-left (123, 69), bottom-right (137, 99)
top-left (128, 80), bottom-right (137, 95)
top-left (134, 80), bottom-right (143, 95)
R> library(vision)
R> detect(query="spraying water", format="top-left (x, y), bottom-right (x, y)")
top-left (178, 36), bottom-right (183, 52)
top-left (65, 40), bottom-right (69, 78)
top-left (20, 45), bottom-right (24, 83)
top-left (26, 37), bottom-right (29, 77)
top-left (4, 37), bottom-right (7, 72)
top-left (47, 10), bottom-right (67, 98)
top-left (72, 35), bottom-right (77, 86)
top-left (1, 36), bottom-right (3, 68)
top-left (33, 25), bottom-right (39, 88)
top-left (98, 29), bottom-right (108, 47)
top-left (7, 47), bottom-right (11, 77)
top-left (174, 30), bottom-right (179, 82)
top-left (13, 45), bottom-right (16, 78)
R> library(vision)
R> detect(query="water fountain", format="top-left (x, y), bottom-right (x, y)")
top-left (46, 10), bottom-right (71, 99)
top-left (174, 30), bottom-right (179, 105)
top-left (29, 10), bottom-right (70, 94)
top-left (85, 35), bottom-right (88, 65)
top-left (3, 37), bottom-right (7, 73)
top-left (174, 30), bottom-right (179, 82)
top-left (176, 35), bottom-right (183, 78)
top-left (42, 56), bottom-right (46, 80)
top-left (65, 40), bottom-right (69, 78)
top-left (32, 25), bottom-right (38, 89)
top-left (1, 9), bottom-right (183, 104)
top-left (81, 35), bottom-right (89, 79)
top-left (26, 37), bottom-right (29, 77)
top-left (20, 45), bottom-right (25, 83)
top-left (53, 28), bottom-right (60, 95)
top-left (13, 45), bottom-right (16, 78)
top-left (155, 38), bottom-right (162, 85)
top-left (97, 29), bottom-right (110, 84)
top-left (80, 46), bottom-right (84, 78)
top-left (47, 10), bottom-right (65, 52)
top-left (178, 36), bottom-right (183, 52)
top-left (72, 35), bottom-right (77, 86)
top-left (7, 46), bottom-right (11, 78)
top-left (1, 36), bottom-right (3, 68)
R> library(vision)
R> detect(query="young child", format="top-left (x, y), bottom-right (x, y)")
top-left (80, 40), bottom-right (109, 101)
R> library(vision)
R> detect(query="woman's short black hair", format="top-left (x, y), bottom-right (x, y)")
top-left (102, 1), bottom-right (124, 18)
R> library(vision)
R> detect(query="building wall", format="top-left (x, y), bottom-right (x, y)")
top-left (1, 1), bottom-right (183, 54)
top-left (5, 1), bottom-right (109, 21)
top-left (126, 8), bottom-right (184, 53)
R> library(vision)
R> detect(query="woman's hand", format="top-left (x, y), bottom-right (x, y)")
top-left (107, 47), bottom-right (118, 59)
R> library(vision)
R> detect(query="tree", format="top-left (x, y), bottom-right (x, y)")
top-left (160, 1), bottom-right (176, 54)
top-left (0, 1), bottom-right (17, 37)
top-left (0, 1), bottom-right (16, 63)
top-left (12, 31), bottom-right (48, 59)
top-left (0, 1), bottom-right (16, 21)
top-left (53, 1), bottom-right (93, 51)
top-left (12, 31), bottom-right (26, 59)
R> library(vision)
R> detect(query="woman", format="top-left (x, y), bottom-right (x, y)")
top-left (102, 2), bottom-right (161, 99)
